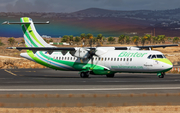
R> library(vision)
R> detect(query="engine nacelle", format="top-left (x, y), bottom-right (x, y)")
top-left (74, 48), bottom-right (89, 59)
top-left (127, 47), bottom-right (140, 50)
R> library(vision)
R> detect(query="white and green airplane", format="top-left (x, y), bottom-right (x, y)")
top-left (3, 17), bottom-right (178, 78)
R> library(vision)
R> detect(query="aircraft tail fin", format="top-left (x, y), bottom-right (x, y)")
top-left (20, 17), bottom-right (53, 47)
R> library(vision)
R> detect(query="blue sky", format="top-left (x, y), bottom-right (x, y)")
top-left (0, 0), bottom-right (180, 13)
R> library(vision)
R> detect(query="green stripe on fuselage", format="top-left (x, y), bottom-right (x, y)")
top-left (29, 51), bottom-right (106, 72)
top-left (27, 51), bottom-right (67, 70)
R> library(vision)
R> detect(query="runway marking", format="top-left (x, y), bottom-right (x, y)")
top-left (4, 69), bottom-right (17, 76)
top-left (0, 87), bottom-right (180, 91)
top-left (25, 71), bottom-right (36, 72)
top-left (13, 71), bottom-right (20, 72)
top-left (26, 71), bottom-right (32, 72)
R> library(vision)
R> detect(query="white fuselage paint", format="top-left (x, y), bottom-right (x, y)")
top-left (36, 47), bottom-right (172, 73)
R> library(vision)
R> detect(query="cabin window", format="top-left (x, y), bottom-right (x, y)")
top-left (99, 57), bottom-right (101, 61)
top-left (67, 57), bottom-right (69, 60)
top-left (111, 58), bottom-right (113, 61)
top-left (114, 58), bottom-right (116, 61)
top-left (163, 55), bottom-right (166, 58)
top-left (127, 58), bottom-right (129, 61)
top-left (62, 57), bottom-right (64, 60)
top-left (120, 58), bottom-right (122, 61)
top-left (123, 58), bottom-right (125, 61)
top-left (117, 58), bottom-right (119, 61)
top-left (65, 57), bottom-right (66, 60)
top-left (105, 58), bottom-right (107, 61)
top-left (130, 58), bottom-right (132, 61)
top-left (108, 58), bottom-right (110, 61)
top-left (101, 58), bottom-right (103, 61)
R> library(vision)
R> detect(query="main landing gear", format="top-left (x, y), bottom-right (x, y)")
top-left (80, 72), bottom-right (89, 78)
top-left (158, 72), bottom-right (165, 78)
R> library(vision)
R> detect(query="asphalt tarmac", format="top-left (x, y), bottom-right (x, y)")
top-left (0, 68), bottom-right (180, 94)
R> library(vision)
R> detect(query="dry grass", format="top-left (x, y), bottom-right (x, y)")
top-left (0, 57), bottom-right (46, 69)
top-left (0, 106), bottom-right (179, 113)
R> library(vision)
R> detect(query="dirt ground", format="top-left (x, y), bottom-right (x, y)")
top-left (0, 106), bottom-right (180, 113)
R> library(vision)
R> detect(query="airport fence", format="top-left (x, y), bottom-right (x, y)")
top-left (170, 67), bottom-right (180, 73)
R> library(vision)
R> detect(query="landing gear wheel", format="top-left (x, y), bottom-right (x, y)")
top-left (80, 72), bottom-right (89, 78)
top-left (106, 74), bottom-right (115, 78)
top-left (158, 72), bottom-right (165, 78)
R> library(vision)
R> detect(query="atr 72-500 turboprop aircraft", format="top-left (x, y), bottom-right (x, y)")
top-left (3, 17), bottom-right (178, 78)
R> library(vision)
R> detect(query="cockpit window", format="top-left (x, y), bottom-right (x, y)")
top-left (147, 55), bottom-right (152, 59)
top-left (163, 55), bottom-right (166, 58)
top-left (151, 55), bottom-right (156, 59)
top-left (157, 55), bottom-right (163, 58)
top-left (148, 54), bottom-right (166, 59)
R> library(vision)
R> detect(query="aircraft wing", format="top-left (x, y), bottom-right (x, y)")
top-left (115, 44), bottom-right (178, 50)
top-left (6, 47), bottom-right (75, 51)
top-left (7, 47), bottom-right (76, 55)
top-left (137, 44), bottom-right (179, 49)
top-left (7, 44), bottom-right (178, 51)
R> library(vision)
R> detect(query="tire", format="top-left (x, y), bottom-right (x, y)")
top-left (106, 74), bottom-right (114, 78)
top-left (158, 72), bottom-right (165, 78)
top-left (80, 72), bottom-right (89, 78)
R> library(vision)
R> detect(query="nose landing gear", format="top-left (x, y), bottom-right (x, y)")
top-left (157, 72), bottom-right (165, 78)
top-left (80, 72), bottom-right (89, 78)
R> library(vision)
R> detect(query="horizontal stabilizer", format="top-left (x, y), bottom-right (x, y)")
top-left (2, 21), bottom-right (49, 25)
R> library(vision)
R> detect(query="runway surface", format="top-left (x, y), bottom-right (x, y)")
top-left (0, 69), bottom-right (180, 94)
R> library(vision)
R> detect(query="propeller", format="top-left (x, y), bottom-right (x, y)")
top-left (89, 36), bottom-right (97, 70)
top-left (72, 35), bottom-right (104, 71)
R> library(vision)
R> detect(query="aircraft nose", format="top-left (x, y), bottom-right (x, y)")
top-left (163, 63), bottom-right (173, 71)
top-left (169, 64), bottom-right (173, 69)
